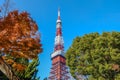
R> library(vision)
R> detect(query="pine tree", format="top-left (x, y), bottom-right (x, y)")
top-left (15, 58), bottom-right (40, 80)
top-left (0, 57), bottom-right (40, 80)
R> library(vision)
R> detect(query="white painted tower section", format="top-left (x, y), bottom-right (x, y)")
top-left (51, 9), bottom-right (64, 58)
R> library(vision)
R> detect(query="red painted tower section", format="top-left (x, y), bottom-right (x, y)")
top-left (48, 9), bottom-right (70, 80)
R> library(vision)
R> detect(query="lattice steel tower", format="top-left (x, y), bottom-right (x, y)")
top-left (48, 9), bottom-right (74, 80)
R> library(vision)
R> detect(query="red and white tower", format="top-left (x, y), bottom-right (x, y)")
top-left (48, 9), bottom-right (73, 80)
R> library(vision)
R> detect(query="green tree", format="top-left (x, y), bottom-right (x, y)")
top-left (0, 58), bottom-right (40, 80)
top-left (15, 58), bottom-right (40, 80)
top-left (66, 32), bottom-right (120, 80)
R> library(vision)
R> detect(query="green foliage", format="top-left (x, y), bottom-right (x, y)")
top-left (16, 58), bottom-right (40, 80)
top-left (66, 32), bottom-right (120, 80)
top-left (0, 57), bottom-right (40, 80)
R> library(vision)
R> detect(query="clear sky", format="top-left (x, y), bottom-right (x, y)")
top-left (1, 0), bottom-right (120, 79)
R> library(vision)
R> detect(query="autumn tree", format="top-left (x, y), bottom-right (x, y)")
top-left (66, 32), bottom-right (120, 80)
top-left (0, 10), bottom-right (42, 80)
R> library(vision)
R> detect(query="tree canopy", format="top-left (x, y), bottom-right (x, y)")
top-left (66, 32), bottom-right (120, 80)
top-left (0, 10), bottom-right (42, 80)
top-left (0, 10), bottom-right (42, 59)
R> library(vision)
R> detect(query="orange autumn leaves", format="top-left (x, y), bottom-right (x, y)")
top-left (0, 10), bottom-right (42, 59)
top-left (2, 56), bottom-right (26, 72)
top-left (0, 10), bottom-right (42, 72)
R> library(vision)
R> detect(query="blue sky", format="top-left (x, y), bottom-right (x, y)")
top-left (1, 0), bottom-right (120, 79)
